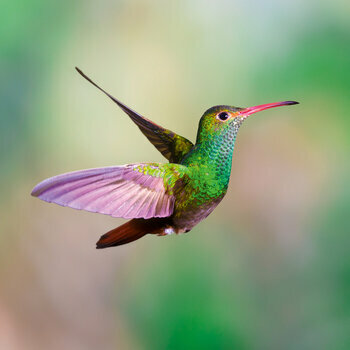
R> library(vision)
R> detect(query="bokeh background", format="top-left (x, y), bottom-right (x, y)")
top-left (1, 0), bottom-right (349, 349)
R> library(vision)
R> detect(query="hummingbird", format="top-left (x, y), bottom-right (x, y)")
top-left (31, 67), bottom-right (298, 248)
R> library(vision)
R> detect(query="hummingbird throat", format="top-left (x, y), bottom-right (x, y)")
top-left (183, 123), bottom-right (240, 188)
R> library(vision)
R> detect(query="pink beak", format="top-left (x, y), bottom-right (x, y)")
top-left (238, 101), bottom-right (299, 119)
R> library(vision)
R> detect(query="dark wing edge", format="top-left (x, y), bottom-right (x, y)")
top-left (75, 67), bottom-right (194, 163)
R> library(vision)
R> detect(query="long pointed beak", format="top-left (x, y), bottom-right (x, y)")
top-left (238, 100), bottom-right (299, 119)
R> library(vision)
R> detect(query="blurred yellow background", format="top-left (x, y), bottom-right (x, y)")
top-left (1, 0), bottom-right (349, 349)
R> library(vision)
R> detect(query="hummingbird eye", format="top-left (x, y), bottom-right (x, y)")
top-left (217, 112), bottom-right (229, 121)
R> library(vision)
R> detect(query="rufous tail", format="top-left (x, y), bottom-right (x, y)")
top-left (96, 218), bottom-right (168, 249)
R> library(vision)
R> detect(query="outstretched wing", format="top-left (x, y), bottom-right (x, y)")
top-left (31, 163), bottom-right (186, 219)
top-left (76, 67), bottom-right (194, 163)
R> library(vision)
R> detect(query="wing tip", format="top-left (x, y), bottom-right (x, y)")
top-left (30, 177), bottom-right (53, 198)
top-left (75, 66), bottom-right (85, 77)
top-left (31, 183), bottom-right (42, 197)
top-left (31, 188), bottom-right (37, 197)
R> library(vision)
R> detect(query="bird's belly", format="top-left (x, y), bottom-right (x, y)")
top-left (172, 196), bottom-right (224, 233)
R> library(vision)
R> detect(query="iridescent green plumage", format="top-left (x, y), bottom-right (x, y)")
top-left (31, 68), bottom-right (298, 248)
top-left (124, 105), bottom-right (246, 234)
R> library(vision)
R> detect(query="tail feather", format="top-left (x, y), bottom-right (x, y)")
top-left (96, 218), bottom-right (168, 249)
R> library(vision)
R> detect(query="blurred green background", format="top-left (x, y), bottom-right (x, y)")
top-left (1, 0), bottom-right (349, 349)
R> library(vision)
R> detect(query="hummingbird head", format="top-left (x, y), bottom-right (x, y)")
top-left (196, 101), bottom-right (299, 143)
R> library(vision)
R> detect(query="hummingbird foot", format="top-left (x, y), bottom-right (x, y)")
top-left (164, 227), bottom-right (175, 235)
top-left (157, 227), bottom-right (175, 236)
top-left (157, 226), bottom-right (192, 236)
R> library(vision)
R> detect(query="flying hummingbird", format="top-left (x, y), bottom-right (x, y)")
top-left (31, 68), bottom-right (298, 248)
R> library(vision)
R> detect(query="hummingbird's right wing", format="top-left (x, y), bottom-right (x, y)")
top-left (76, 68), bottom-right (194, 163)
top-left (31, 163), bottom-right (188, 220)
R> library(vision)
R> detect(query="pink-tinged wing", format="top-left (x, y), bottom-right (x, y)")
top-left (31, 165), bottom-right (174, 219)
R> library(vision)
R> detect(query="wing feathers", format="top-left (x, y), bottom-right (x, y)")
top-left (31, 164), bottom-right (177, 219)
top-left (75, 67), bottom-right (194, 163)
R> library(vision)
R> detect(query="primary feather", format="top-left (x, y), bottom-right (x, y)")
top-left (75, 67), bottom-right (194, 163)
top-left (31, 164), bottom-right (180, 219)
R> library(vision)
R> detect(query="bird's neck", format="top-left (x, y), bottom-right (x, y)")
top-left (182, 126), bottom-right (239, 187)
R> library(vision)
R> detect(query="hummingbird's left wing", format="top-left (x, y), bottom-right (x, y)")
top-left (76, 68), bottom-right (194, 163)
top-left (31, 163), bottom-right (188, 220)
